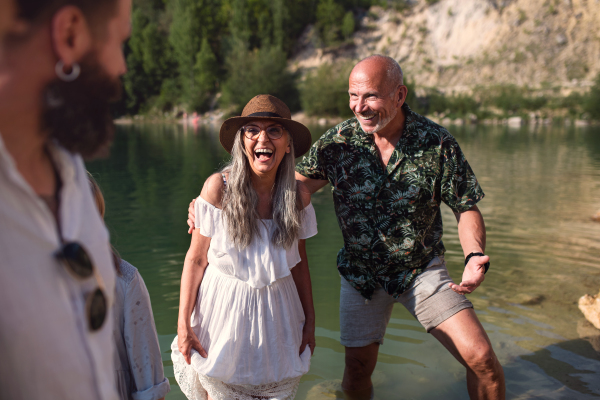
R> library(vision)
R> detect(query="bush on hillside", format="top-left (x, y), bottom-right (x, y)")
top-left (427, 92), bottom-right (479, 117)
top-left (300, 63), bottom-right (354, 118)
top-left (316, 0), bottom-right (346, 46)
top-left (477, 85), bottom-right (547, 115)
top-left (220, 44), bottom-right (299, 115)
top-left (341, 11), bottom-right (356, 39)
top-left (404, 80), bottom-right (427, 115)
top-left (584, 74), bottom-right (600, 120)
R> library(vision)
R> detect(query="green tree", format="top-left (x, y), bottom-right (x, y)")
top-left (286, 0), bottom-right (319, 46)
top-left (123, 9), bottom-right (160, 114)
top-left (169, 0), bottom-right (225, 110)
top-left (341, 11), bottom-right (355, 39)
top-left (122, 6), bottom-right (175, 114)
top-left (270, 0), bottom-right (288, 49)
top-left (193, 38), bottom-right (219, 110)
top-left (169, 0), bottom-right (201, 107)
top-left (316, 0), bottom-right (345, 46)
top-left (227, 0), bottom-right (251, 47)
top-left (117, 0), bottom-right (380, 117)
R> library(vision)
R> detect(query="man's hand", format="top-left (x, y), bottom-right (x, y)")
top-left (295, 171), bottom-right (328, 195)
top-left (448, 255), bottom-right (488, 295)
top-left (187, 198), bottom-right (196, 234)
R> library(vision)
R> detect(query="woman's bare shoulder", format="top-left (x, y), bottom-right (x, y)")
top-left (297, 180), bottom-right (312, 209)
top-left (200, 173), bottom-right (225, 209)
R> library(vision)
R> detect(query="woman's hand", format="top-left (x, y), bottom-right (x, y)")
top-left (177, 325), bottom-right (207, 364)
top-left (186, 198), bottom-right (197, 234)
top-left (299, 321), bottom-right (316, 356)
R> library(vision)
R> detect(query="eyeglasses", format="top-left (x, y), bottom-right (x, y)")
top-left (55, 242), bottom-right (107, 331)
top-left (242, 125), bottom-right (285, 141)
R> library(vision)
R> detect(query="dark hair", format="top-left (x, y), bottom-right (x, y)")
top-left (16, 0), bottom-right (119, 28)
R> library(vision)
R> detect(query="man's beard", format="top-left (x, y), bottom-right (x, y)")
top-left (357, 106), bottom-right (398, 135)
top-left (41, 52), bottom-right (122, 159)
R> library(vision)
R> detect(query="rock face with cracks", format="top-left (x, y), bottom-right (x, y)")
top-left (291, 0), bottom-right (600, 95)
top-left (579, 291), bottom-right (600, 330)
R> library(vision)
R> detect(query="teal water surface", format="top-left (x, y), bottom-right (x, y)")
top-left (87, 122), bottom-right (600, 399)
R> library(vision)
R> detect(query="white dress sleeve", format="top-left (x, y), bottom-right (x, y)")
top-left (298, 203), bottom-right (318, 240)
top-left (194, 196), bottom-right (218, 237)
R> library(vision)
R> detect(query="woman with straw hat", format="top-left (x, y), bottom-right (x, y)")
top-left (172, 95), bottom-right (317, 400)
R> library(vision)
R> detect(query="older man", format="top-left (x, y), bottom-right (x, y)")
top-left (0, 0), bottom-right (130, 399)
top-left (295, 55), bottom-right (505, 399)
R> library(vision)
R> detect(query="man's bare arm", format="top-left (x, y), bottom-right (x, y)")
top-left (449, 204), bottom-right (489, 295)
top-left (295, 171), bottom-right (328, 195)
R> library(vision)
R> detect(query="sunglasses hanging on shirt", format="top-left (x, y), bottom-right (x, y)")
top-left (55, 242), bottom-right (107, 331)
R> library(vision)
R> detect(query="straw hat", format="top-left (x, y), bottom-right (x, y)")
top-left (219, 95), bottom-right (312, 157)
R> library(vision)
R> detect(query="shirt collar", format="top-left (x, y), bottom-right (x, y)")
top-left (0, 133), bottom-right (77, 194)
top-left (46, 140), bottom-right (76, 184)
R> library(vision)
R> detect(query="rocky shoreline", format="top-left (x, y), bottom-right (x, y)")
top-left (115, 112), bottom-right (599, 129)
top-left (580, 291), bottom-right (600, 330)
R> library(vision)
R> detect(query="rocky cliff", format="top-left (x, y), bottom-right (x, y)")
top-left (291, 0), bottom-right (600, 95)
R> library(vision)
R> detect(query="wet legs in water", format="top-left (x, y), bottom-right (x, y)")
top-left (341, 309), bottom-right (505, 400)
top-left (342, 343), bottom-right (378, 400)
top-left (430, 308), bottom-right (505, 399)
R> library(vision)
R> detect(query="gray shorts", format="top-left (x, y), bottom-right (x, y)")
top-left (340, 257), bottom-right (473, 347)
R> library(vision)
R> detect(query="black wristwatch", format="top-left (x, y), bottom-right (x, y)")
top-left (465, 252), bottom-right (490, 274)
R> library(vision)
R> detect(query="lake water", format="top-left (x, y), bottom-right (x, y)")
top-left (87, 122), bottom-right (600, 399)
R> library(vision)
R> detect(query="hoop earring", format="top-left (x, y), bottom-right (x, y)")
top-left (55, 60), bottom-right (81, 82)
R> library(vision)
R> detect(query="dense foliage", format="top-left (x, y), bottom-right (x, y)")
top-left (118, 0), bottom-right (600, 122)
top-left (119, 0), bottom-right (371, 116)
top-left (404, 80), bottom-right (600, 122)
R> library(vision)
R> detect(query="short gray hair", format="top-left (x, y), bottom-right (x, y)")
top-left (357, 54), bottom-right (404, 93)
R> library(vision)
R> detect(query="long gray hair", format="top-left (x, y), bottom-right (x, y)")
top-left (221, 129), bottom-right (301, 249)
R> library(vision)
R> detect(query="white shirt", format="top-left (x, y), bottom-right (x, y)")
top-left (0, 134), bottom-right (118, 400)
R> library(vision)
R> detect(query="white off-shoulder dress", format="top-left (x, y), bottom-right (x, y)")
top-left (171, 196), bottom-right (318, 400)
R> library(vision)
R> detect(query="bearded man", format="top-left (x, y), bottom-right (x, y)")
top-left (0, 0), bottom-right (131, 399)
top-left (295, 55), bottom-right (506, 399)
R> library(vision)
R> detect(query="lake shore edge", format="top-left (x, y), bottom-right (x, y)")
top-left (114, 112), bottom-right (600, 129)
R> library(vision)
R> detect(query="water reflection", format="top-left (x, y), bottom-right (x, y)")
top-left (87, 123), bottom-right (600, 399)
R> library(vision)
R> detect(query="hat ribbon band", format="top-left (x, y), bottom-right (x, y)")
top-left (246, 112), bottom-right (283, 118)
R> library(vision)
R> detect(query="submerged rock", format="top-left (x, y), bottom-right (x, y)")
top-left (579, 290), bottom-right (600, 330)
top-left (305, 371), bottom-right (385, 399)
top-left (305, 380), bottom-right (344, 400)
top-left (592, 211), bottom-right (600, 222)
top-left (509, 293), bottom-right (546, 306)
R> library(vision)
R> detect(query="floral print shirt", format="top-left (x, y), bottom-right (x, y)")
top-left (296, 104), bottom-right (485, 300)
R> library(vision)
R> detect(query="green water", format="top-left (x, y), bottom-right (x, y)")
top-left (87, 123), bottom-right (600, 399)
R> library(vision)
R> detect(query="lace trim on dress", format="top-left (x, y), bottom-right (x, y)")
top-left (173, 354), bottom-right (300, 400)
top-left (198, 374), bottom-right (300, 400)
